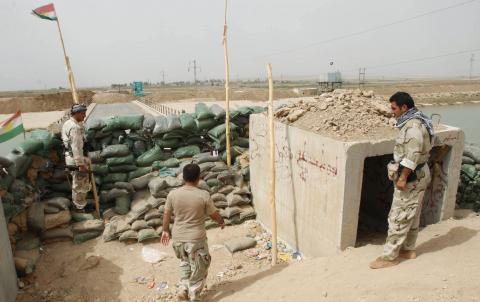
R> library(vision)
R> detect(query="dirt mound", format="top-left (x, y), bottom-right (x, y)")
top-left (0, 90), bottom-right (94, 114)
top-left (275, 89), bottom-right (397, 141)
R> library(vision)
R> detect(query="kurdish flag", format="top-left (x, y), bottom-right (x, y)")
top-left (32, 3), bottom-right (57, 21)
top-left (0, 111), bottom-right (24, 143)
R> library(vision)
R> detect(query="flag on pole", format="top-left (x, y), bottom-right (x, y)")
top-left (0, 111), bottom-right (25, 143)
top-left (32, 3), bottom-right (57, 21)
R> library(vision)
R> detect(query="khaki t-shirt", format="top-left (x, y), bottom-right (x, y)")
top-left (165, 185), bottom-right (217, 242)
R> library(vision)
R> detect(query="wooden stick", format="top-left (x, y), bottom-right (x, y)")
top-left (266, 63), bottom-right (278, 266)
top-left (89, 162), bottom-right (101, 218)
top-left (223, 0), bottom-right (232, 167)
top-left (55, 17), bottom-right (79, 104)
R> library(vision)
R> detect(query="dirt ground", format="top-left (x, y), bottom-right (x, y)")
top-left (1, 79), bottom-right (479, 115)
top-left (15, 211), bottom-right (480, 302)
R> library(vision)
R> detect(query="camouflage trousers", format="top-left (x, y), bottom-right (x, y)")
top-left (382, 166), bottom-right (431, 260)
top-left (71, 171), bottom-right (90, 210)
top-left (173, 239), bottom-right (211, 302)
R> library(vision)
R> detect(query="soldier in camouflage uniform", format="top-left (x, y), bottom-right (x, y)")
top-left (61, 104), bottom-right (91, 211)
top-left (370, 92), bottom-right (433, 269)
top-left (161, 164), bottom-right (225, 301)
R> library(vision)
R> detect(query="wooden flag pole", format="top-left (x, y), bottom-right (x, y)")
top-left (266, 63), bottom-right (278, 266)
top-left (223, 0), bottom-right (232, 167)
top-left (55, 17), bottom-right (79, 104)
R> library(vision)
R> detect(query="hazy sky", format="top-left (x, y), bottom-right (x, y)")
top-left (1, 0), bottom-right (479, 90)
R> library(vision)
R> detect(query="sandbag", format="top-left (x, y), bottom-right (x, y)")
top-left (199, 162), bottom-right (216, 173)
top-left (207, 179), bottom-right (224, 188)
top-left (233, 137), bottom-right (249, 148)
top-left (30, 129), bottom-right (57, 150)
top-left (42, 227), bottom-right (73, 240)
top-left (0, 156), bottom-right (13, 169)
top-left (73, 231), bottom-right (102, 244)
top-left (136, 145), bottom-right (164, 166)
top-left (102, 173), bottom-right (128, 184)
top-left (147, 218), bottom-right (162, 227)
top-left (6, 152), bottom-right (33, 178)
top-left (115, 195), bottom-right (131, 215)
top-left (44, 210), bottom-right (71, 230)
top-left (224, 237), bottom-right (256, 253)
top-left (114, 182), bottom-right (135, 194)
top-left (130, 172), bottom-right (157, 190)
top-left (195, 103), bottom-right (214, 120)
top-left (100, 136), bottom-right (113, 149)
top-left (158, 167), bottom-right (178, 177)
top-left (72, 219), bottom-right (104, 234)
top-left (148, 177), bottom-right (168, 197)
top-left (179, 113), bottom-right (197, 131)
top-left (226, 193), bottom-right (250, 207)
top-left (137, 228), bottom-right (159, 242)
top-left (221, 206), bottom-right (242, 218)
top-left (85, 118), bottom-right (105, 130)
top-left (208, 123), bottom-right (238, 139)
top-left (0, 174), bottom-right (14, 191)
top-left (106, 154), bottom-right (134, 166)
top-left (197, 180), bottom-right (210, 192)
top-left (103, 115), bottom-right (144, 131)
top-left (462, 156), bottom-right (476, 165)
top-left (211, 193), bottom-right (226, 202)
top-left (461, 164), bottom-right (477, 180)
top-left (464, 144), bottom-right (480, 162)
top-left (107, 188), bottom-right (129, 201)
top-left (108, 164), bottom-right (138, 173)
top-left (155, 138), bottom-right (181, 148)
top-left (133, 140), bottom-right (147, 157)
top-left (239, 206), bottom-right (256, 221)
top-left (94, 129), bottom-right (112, 139)
top-left (195, 118), bottom-right (217, 132)
top-left (92, 164), bottom-right (109, 175)
top-left (101, 144), bottom-right (130, 158)
top-left (27, 202), bottom-right (45, 233)
top-left (217, 170), bottom-right (237, 183)
top-left (102, 221), bottom-right (118, 242)
top-left (152, 158), bottom-right (180, 169)
top-left (145, 208), bottom-right (162, 220)
top-left (174, 145), bottom-right (201, 158)
top-left (166, 115), bottom-right (182, 132)
top-left (16, 233), bottom-right (41, 251)
top-left (44, 206), bottom-right (60, 214)
top-left (211, 161), bottom-right (228, 172)
top-left (193, 153), bottom-right (220, 164)
top-left (71, 212), bottom-right (95, 222)
top-left (88, 151), bottom-right (104, 164)
top-left (210, 104), bottom-right (226, 120)
top-left (143, 115), bottom-right (156, 131)
top-left (128, 167), bottom-right (152, 181)
top-left (15, 139), bottom-right (44, 155)
top-left (119, 230), bottom-right (138, 241)
top-left (132, 220), bottom-right (148, 231)
top-left (162, 129), bottom-right (190, 140)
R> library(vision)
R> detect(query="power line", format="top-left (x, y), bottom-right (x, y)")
top-left (255, 0), bottom-right (478, 59)
top-left (470, 54), bottom-right (475, 79)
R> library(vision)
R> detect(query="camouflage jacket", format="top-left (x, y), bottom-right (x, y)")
top-left (61, 117), bottom-right (87, 167)
top-left (393, 118), bottom-right (432, 170)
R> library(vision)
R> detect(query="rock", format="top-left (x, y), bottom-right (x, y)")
top-left (78, 255), bottom-right (100, 271)
top-left (362, 90), bottom-right (374, 97)
top-left (287, 109), bottom-right (306, 122)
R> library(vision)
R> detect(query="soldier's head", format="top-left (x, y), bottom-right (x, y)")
top-left (70, 104), bottom-right (87, 122)
top-left (389, 92), bottom-right (414, 118)
top-left (183, 163), bottom-right (201, 185)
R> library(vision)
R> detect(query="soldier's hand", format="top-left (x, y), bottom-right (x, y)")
top-left (396, 178), bottom-right (408, 191)
top-left (79, 165), bottom-right (88, 173)
top-left (161, 231), bottom-right (170, 246)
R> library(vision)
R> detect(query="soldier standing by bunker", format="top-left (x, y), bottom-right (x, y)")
top-left (370, 92), bottom-right (434, 269)
top-left (61, 104), bottom-right (91, 212)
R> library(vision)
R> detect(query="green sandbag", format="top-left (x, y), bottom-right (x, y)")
top-left (102, 173), bottom-right (128, 184)
top-left (186, 136), bottom-right (203, 145)
top-left (71, 212), bottom-right (95, 222)
top-left (208, 123), bottom-right (238, 138)
top-left (15, 138), bottom-right (44, 155)
top-left (233, 137), bottom-right (249, 148)
top-left (3, 201), bottom-right (24, 222)
top-left (0, 174), bottom-right (14, 191)
top-left (174, 145), bottom-right (201, 158)
top-left (252, 106), bottom-right (267, 113)
top-left (109, 164), bottom-right (138, 173)
top-left (16, 233), bottom-right (41, 251)
top-left (195, 103), bottom-right (215, 120)
top-left (100, 136), bottom-right (113, 149)
top-left (101, 144), bottom-right (130, 158)
top-left (136, 145), bottom-right (164, 166)
top-left (158, 167), bottom-right (177, 177)
top-left (206, 179), bottom-right (224, 187)
top-left (92, 164), bottom-right (109, 175)
top-left (94, 129), bottom-right (112, 139)
top-left (103, 115), bottom-right (144, 131)
top-left (153, 116), bottom-right (169, 136)
top-left (179, 113), bottom-right (197, 131)
top-left (73, 231), bottom-right (102, 244)
top-left (115, 195), bottom-right (131, 215)
top-left (133, 140), bottom-right (147, 157)
top-left (210, 104), bottom-right (226, 120)
top-left (137, 228), bottom-right (159, 243)
top-left (30, 129), bottom-right (57, 150)
top-left (235, 106), bottom-right (254, 115)
top-left (101, 183), bottom-right (115, 191)
top-left (85, 118), bottom-right (105, 131)
top-left (461, 164), bottom-right (477, 179)
top-left (152, 158), bottom-right (180, 169)
top-left (162, 129), bottom-right (190, 140)
top-left (106, 154), bottom-right (135, 166)
top-left (0, 156), bottom-right (13, 169)
top-left (128, 167), bottom-right (152, 180)
top-left (6, 152), bottom-right (33, 178)
top-left (88, 151), bottom-right (104, 163)
top-left (195, 118), bottom-right (217, 132)
top-left (155, 138), bottom-right (181, 148)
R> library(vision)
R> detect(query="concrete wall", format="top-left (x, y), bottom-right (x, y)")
top-left (0, 200), bottom-right (18, 302)
top-left (250, 114), bottom-right (464, 258)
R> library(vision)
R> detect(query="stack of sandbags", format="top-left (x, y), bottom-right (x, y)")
top-left (457, 143), bottom-right (480, 211)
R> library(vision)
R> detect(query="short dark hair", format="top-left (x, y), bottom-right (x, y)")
top-left (389, 92), bottom-right (415, 109)
top-left (183, 164), bottom-right (200, 182)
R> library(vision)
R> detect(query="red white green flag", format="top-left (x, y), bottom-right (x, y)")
top-left (32, 3), bottom-right (57, 21)
top-left (0, 111), bottom-right (24, 143)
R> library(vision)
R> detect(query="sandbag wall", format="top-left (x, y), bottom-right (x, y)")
top-left (87, 103), bottom-right (264, 243)
top-left (457, 143), bottom-right (480, 211)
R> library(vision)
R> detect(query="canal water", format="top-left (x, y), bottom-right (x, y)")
top-left (421, 103), bottom-right (480, 145)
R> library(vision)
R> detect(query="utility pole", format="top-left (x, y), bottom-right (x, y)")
top-left (160, 70), bottom-right (166, 85)
top-left (469, 54), bottom-right (475, 80)
top-left (358, 67), bottom-right (366, 89)
top-left (188, 60), bottom-right (201, 85)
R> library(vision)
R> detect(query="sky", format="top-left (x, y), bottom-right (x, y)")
top-left (0, 0), bottom-right (479, 90)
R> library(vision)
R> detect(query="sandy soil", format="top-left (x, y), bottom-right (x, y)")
top-left (15, 211), bottom-right (480, 302)
top-left (205, 211), bottom-right (480, 302)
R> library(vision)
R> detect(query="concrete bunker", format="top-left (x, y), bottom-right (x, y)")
top-left (250, 113), bottom-right (464, 258)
